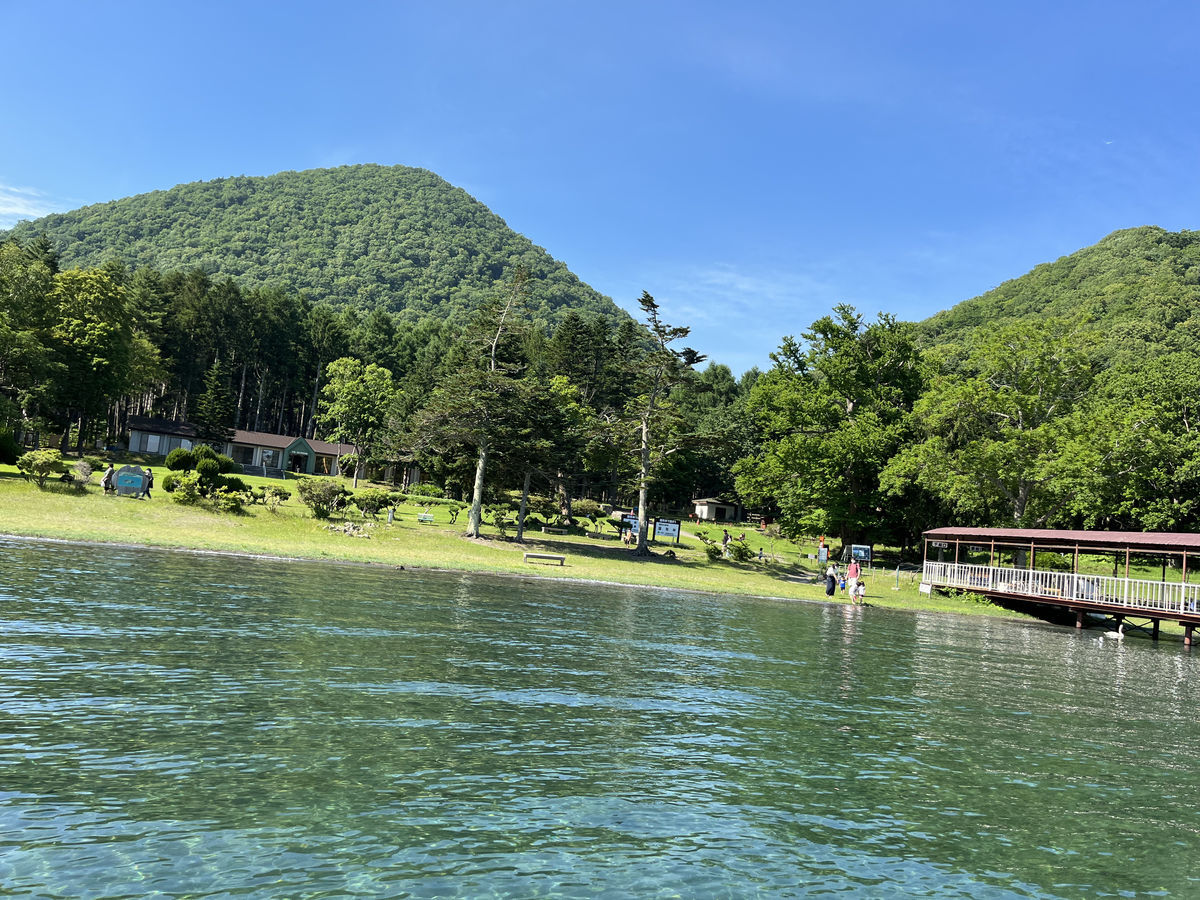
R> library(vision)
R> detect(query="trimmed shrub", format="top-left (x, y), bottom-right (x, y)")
top-left (162, 472), bottom-right (180, 493)
top-left (220, 475), bottom-right (249, 493)
top-left (17, 449), bottom-right (64, 488)
top-left (209, 488), bottom-right (245, 514)
top-left (171, 471), bottom-right (203, 505)
top-left (353, 488), bottom-right (393, 518)
top-left (572, 498), bottom-right (602, 521)
top-left (165, 448), bottom-right (196, 471)
top-left (0, 430), bottom-right (18, 465)
top-left (296, 478), bottom-right (350, 518)
top-left (407, 482), bottom-right (444, 498)
top-left (263, 485), bottom-right (291, 513)
top-left (486, 504), bottom-right (511, 539)
top-left (524, 493), bottom-right (558, 519)
top-left (195, 458), bottom-right (221, 486)
top-left (695, 530), bottom-right (723, 562)
top-left (189, 445), bottom-right (234, 472)
top-left (397, 494), bottom-right (465, 508)
top-left (729, 541), bottom-right (755, 563)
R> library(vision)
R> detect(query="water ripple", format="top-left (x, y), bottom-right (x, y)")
top-left (3, 537), bottom-right (1200, 897)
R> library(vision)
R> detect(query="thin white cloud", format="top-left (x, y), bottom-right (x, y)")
top-left (0, 182), bottom-right (59, 229)
top-left (639, 263), bottom-right (851, 374)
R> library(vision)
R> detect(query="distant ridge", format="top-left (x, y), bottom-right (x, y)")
top-left (917, 226), bottom-right (1200, 363)
top-left (3, 164), bottom-right (626, 326)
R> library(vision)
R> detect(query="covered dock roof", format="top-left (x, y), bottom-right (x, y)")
top-left (923, 527), bottom-right (1200, 555)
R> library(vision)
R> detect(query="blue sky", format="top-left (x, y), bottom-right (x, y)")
top-left (3, 1), bottom-right (1198, 374)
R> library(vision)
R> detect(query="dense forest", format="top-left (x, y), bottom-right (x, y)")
top-left (919, 226), bottom-right (1200, 367)
top-left (3, 167), bottom-right (1200, 550)
top-left (1, 165), bottom-right (626, 328)
top-left (0, 232), bottom-right (755, 546)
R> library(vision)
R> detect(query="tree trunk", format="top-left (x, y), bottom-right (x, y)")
top-left (237, 361), bottom-right (247, 429)
top-left (308, 363), bottom-right (322, 438)
top-left (635, 418), bottom-right (651, 555)
top-left (516, 470), bottom-right (532, 543)
top-left (278, 384), bottom-right (288, 434)
top-left (254, 371), bottom-right (266, 432)
top-left (556, 472), bottom-right (573, 522)
top-left (467, 442), bottom-right (489, 538)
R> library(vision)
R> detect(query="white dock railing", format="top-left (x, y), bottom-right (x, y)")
top-left (923, 561), bottom-right (1200, 617)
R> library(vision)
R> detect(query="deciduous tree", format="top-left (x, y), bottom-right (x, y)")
top-left (319, 357), bottom-right (399, 488)
top-left (50, 268), bottom-right (134, 453)
top-left (882, 319), bottom-right (1097, 526)
top-left (736, 305), bottom-right (923, 544)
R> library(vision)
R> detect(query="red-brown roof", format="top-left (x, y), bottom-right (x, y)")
top-left (226, 430), bottom-right (357, 456)
top-left (923, 526), bottom-right (1200, 553)
top-left (308, 437), bottom-right (356, 456)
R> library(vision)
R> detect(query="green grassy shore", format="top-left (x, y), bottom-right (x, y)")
top-left (0, 464), bottom-right (1027, 621)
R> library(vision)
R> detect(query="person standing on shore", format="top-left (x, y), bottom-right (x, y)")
top-left (100, 464), bottom-right (115, 495)
top-left (825, 562), bottom-right (837, 597)
top-left (847, 557), bottom-right (860, 593)
top-left (143, 468), bottom-right (154, 499)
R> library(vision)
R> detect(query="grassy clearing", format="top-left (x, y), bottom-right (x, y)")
top-left (0, 463), bottom-right (1031, 621)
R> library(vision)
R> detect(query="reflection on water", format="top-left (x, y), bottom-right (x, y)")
top-left (2, 536), bottom-right (1199, 898)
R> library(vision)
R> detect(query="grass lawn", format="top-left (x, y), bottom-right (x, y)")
top-left (0, 462), bottom-right (1035, 622)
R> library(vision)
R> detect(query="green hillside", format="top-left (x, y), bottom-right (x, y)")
top-left (3, 164), bottom-right (625, 326)
top-left (917, 226), bottom-right (1200, 364)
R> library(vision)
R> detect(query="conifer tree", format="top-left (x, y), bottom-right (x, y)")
top-left (627, 292), bottom-right (704, 556)
top-left (194, 359), bottom-right (235, 447)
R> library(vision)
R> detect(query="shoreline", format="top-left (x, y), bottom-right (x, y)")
top-left (0, 471), bottom-right (1043, 625)
top-left (0, 530), bottom-right (1039, 625)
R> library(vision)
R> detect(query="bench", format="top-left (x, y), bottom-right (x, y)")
top-left (541, 526), bottom-right (568, 534)
top-left (417, 513), bottom-right (435, 525)
top-left (524, 552), bottom-right (565, 566)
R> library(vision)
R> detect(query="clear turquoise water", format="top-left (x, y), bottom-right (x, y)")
top-left (2, 536), bottom-right (1198, 898)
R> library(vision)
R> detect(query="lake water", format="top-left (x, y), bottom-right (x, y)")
top-left (2, 536), bottom-right (1198, 898)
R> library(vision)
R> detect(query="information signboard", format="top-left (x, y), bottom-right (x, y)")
top-left (850, 544), bottom-right (872, 564)
top-left (115, 465), bottom-right (147, 498)
top-left (817, 546), bottom-right (829, 564)
top-left (654, 519), bottom-right (680, 543)
top-left (621, 514), bottom-right (639, 535)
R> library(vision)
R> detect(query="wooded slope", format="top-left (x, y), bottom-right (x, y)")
top-left (917, 226), bottom-right (1200, 365)
top-left (3, 164), bottom-right (625, 326)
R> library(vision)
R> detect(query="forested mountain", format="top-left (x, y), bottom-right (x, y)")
top-left (737, 225), bottom-right (1200, 545)
top-left (8, 175), bottom-right (1200, 543)
top-left (917, 226), bottom-right (1200, 365)
top-left (2, 165), bottom-right (625, 327)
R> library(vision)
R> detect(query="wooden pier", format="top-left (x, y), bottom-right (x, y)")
top-left (921, 527), bottom-right (1200, 644)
